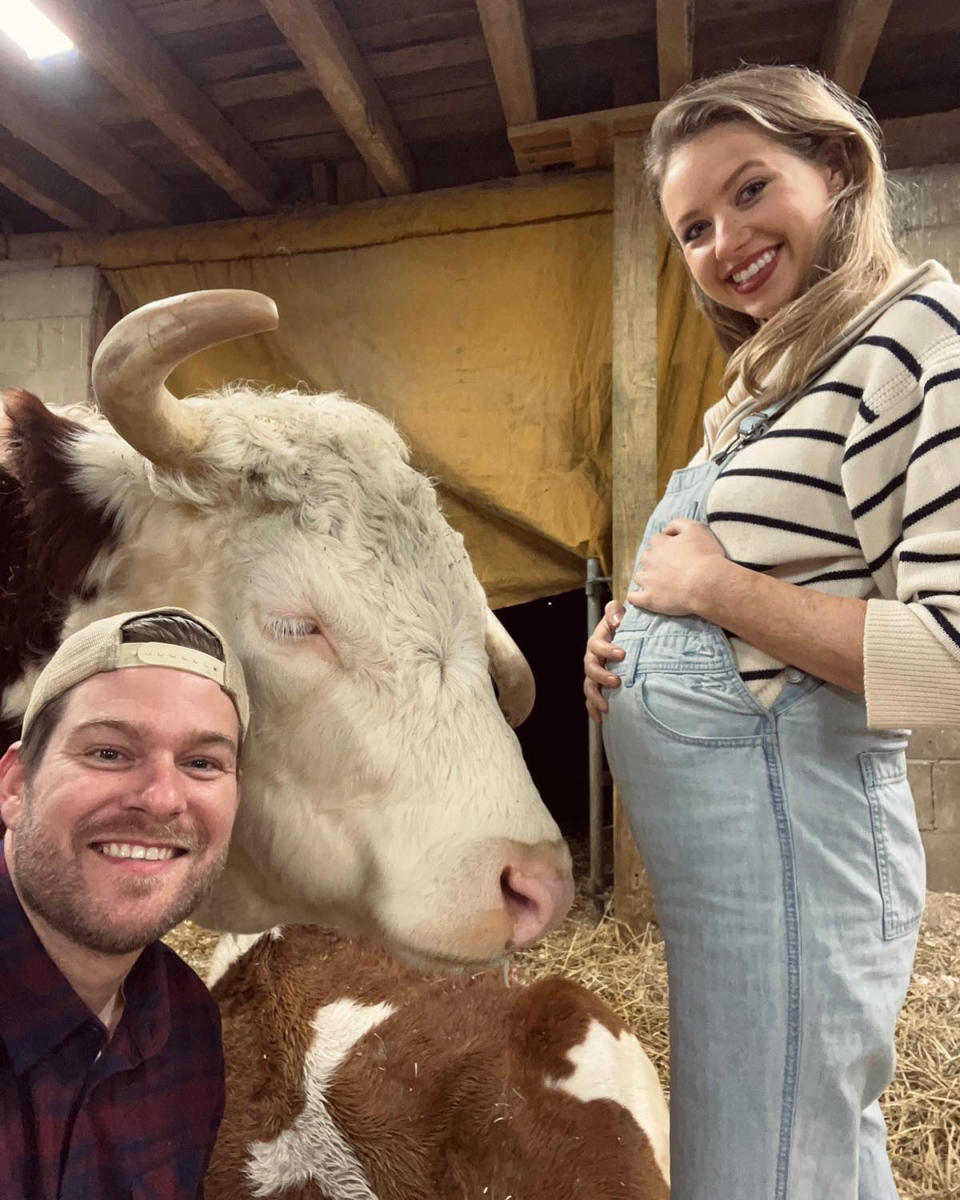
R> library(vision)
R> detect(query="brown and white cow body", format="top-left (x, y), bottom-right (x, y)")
top-left (206, 926), bottom-right (670, 1200)
top-left (0, 290), bottom-right (573, 967)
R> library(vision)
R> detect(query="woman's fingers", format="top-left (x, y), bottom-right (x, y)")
top-left (583, 599), bottom-right (627, 720)
top-left (584, 677), bottom-right (609, 723)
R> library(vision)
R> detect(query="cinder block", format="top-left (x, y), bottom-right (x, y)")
top-left (932, 761), bottom-right (960, 831)
top-left (907, 760), bottom-right (935, 830)
top-left (907, 726), bottom-right (960, 760)
top-left (0, 266), bottom-right (99, 321)
top-left (38, 317), bottom-right (90, 370)
top-left (921, 830), bottom-right (960, 893)
top-left (3, 367), bottom-right (88, 407)
top-left (0, 320), bottom-right (39, 371)
top-left (893, 164), bottom-right (960, 228)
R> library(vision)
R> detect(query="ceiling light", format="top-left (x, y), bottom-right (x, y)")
top-left (0, 0), bottom-right (74, 60)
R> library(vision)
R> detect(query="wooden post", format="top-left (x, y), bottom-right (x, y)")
top-left (611, 134), bottom-right (659, 929)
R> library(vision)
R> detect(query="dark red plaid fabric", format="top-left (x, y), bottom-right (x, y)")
top-left (0, 843), bottom-right (225, 1199)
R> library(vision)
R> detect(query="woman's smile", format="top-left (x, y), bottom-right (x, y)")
top-left (726, 244), bottom-right (781, 293)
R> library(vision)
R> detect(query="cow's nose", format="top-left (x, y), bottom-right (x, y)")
top-left (500, 862), bottom-right (575, 949)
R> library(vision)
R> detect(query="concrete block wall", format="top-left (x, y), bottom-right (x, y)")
top-left (0, 261), bottom-right (112, 407)
top-left (908, 730), bottom-right (960, 892)
top-left (891, 163), bottom-right (960, 892)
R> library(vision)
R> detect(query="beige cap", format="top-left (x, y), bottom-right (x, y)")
top-left (22, 607), bottom-right (250, 738)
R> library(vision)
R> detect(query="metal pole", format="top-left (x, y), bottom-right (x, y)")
top-left (585, 556), bottom-right (609, 922)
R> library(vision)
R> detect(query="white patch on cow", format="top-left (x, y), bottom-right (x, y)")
top-left (244, 997), bottom-right (394, 1199)
top-left (0, 672), bottom-right (35, 724)
top-left (206, 929), bottom-right (283, 988)
top-left (546, 1018), bottom-right (671, 1185)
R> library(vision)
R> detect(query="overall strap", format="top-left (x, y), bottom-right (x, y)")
top-left (713, 386), bottom-right (808, 466)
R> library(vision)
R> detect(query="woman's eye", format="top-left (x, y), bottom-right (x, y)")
top-left (682, 220), bottom-right (709, 243)
top-left (739, 179), bottom-right (767, 203)
top-left (266, 616), bottom-right (322, 640)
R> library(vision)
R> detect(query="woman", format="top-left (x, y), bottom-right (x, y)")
top-left (584, 65), bottom-right (960, 1199)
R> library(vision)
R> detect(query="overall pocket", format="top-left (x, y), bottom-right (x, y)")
top-left (859, 750), bottom-right (926, 939)
top-left (636, 669), bottom-right (768, 746)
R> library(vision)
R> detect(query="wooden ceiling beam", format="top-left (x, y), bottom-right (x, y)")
top-left (260, 0), bottom-right (415, 196)
top-left (820, 0), bottom-right (894, 95)
top-left (0, 33), bottom-right (174, 225)
top-left (0, 126), bottom-right (119, 231)
top-left (31, 0), bottom-right (279, 214)
top-left (509, 101), bottom-right (960, 176)
top-left (475, 0), bottom-right (537, 126)
top-left (509, 102), bottom-right (663, 173)
top-left (656, 0), bottom-right (694, 99)
top-left (882, 109), bottom-right (960, 172)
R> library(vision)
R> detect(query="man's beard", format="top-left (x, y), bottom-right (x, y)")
top-left (12, 794), bottom-right (229, 955)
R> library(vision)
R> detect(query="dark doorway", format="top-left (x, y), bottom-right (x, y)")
top-left (496, 586), bottom-right (612, 840)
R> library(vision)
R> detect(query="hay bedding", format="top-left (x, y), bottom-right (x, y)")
top-left (165, 890), bottom-right (960, 1199)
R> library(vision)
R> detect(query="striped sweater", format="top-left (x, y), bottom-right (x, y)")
top-left (692, 260), bottom-right (960, 727)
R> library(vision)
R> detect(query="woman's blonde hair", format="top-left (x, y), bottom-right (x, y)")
top-left (646, 65), bottom-right (904, 399)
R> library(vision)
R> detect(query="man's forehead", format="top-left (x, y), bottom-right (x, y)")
top-left (59, 666), bottom-right (240, 738)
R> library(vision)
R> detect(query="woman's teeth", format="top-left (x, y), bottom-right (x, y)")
top-left (97, 843), bottom-right (178, 861)
top-left (732, 248), bottom-right (776, 284)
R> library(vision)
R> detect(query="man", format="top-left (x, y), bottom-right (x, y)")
top-left (0, 607), bottom-right (249, 1199)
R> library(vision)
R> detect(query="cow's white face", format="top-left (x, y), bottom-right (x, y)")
top-left (50, 390), bottom-right (572, 965)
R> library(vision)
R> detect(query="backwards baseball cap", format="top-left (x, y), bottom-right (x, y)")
top-left (21, 607), bottom-right (250, 738)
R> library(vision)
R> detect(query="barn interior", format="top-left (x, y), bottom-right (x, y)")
top-left (1, 2), bottom-right (959, 1188)
top-left (3, 0), bottom-right (958, 902)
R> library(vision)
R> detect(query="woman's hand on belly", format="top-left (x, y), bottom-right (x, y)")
top-left (628, 519), bottom-right (728, 616)
top-left (584, 600), bottom-right (627, 723)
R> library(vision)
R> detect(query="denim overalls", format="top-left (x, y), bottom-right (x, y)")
top-left (602, 402), bottom-right (925, 1200)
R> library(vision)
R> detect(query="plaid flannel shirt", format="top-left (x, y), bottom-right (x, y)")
top-left (0, 843), bottom-right (225, 1199)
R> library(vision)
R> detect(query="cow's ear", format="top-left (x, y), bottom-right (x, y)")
top-left (0, 389), bottom-right (24, 478)
top-left (2, 389), bottom-right (71, 480)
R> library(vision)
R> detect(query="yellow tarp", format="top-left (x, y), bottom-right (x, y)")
top-left (107, 213), bottom-right (614, 609)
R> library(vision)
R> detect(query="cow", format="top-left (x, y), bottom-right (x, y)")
top-left (204, 925), bottom-right (671, 1200)
top-left (0, 288), bottom-right (574, 967)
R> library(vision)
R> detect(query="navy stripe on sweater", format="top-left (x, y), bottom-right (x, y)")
top-left (857, 335), bottom-right (923, 380)
top-left (905, 292), bottom-right (960, 336)
top-left (850, 471), bottom-right (906, 520)
top-left (926, 603), bottom-right (960, 653)
top-left (763, 427), bottom-right (846, 445)
top-left (718, 467), bottom-right (844, 496)
top-left (708, 511), bottom-right (860, 548)
top-left (803, 381), bottom-right (863, 400)
top-left (900, 550), bottom-right (960, 563)
top-left (902, 482), bottom-right (960, 531)
top-left (842, 401), bottom-right (923, 462)
top-left (910, 424), bottom-right (960, 464)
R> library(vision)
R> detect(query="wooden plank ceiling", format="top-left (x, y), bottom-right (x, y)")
top-left (0, 0), bottom-right (956, 234)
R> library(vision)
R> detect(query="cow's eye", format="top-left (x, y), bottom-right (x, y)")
top-left (266, 616), bottom-right (323, 640)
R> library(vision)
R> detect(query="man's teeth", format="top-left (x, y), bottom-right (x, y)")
top-left (732, 248), bottom-right (776, 284)
top-left (98, 843), bottom-right (178, 861)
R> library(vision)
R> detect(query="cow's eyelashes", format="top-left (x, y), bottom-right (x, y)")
top-left (265, 616), bottom-right (323, 640)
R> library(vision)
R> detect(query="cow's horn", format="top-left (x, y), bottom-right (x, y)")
top-left (92, 290), bottom-right (279, 468)
top-left (485, 610), bottom-right (535, 728)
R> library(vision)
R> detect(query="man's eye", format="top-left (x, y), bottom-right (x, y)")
top-left (91, 747), bottom-right (123, 762)
top-left (186, 758), bottom-right (221, 772)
